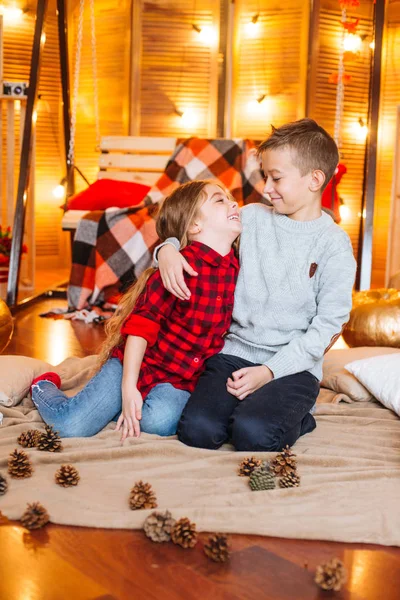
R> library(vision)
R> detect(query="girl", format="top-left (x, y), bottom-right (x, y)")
top-left (31, 180), bottom-right (241, 441)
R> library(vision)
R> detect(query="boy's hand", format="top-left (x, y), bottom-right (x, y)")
top-left (116, 387), bottom-right (143, 442)
top-left (227, 365), bottom-right (273, 400)
top-left (158, 244), bottom-right (198, 300)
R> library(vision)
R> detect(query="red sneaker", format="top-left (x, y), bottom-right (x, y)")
top-left (31, 372), bottom-right (61, 393)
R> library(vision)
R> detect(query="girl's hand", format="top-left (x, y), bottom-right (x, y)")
top-left (158, 244), bottom-right (198, 300)
top-left (116, 387), bottom-right (143, 442)
top-left (227, 365), bottom-right (273, 401)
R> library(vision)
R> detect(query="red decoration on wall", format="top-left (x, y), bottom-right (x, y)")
top-left (339, 0), bottom-right (360, 7)
top-left (342, 18), bottom-right (360, 33)
top-left (328, 73), bottom-right (352, 84)
top-left (321, 163), bottom-right (347, 223)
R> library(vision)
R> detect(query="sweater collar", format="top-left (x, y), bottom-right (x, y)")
top-left (273, 209), bottom-right (333, 232)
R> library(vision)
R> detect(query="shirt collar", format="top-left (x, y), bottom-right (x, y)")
top-left (187, 241), bottom-right (238, 268)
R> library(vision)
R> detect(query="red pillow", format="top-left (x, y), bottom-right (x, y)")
top-left (65, 179), bottom-right (151, 211)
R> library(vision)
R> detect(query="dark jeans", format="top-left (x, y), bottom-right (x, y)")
top-left (177, 354), bottom-right (319, 452)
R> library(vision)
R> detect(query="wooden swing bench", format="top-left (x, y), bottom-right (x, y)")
top-left (61, 136), bottom-right (177, 232)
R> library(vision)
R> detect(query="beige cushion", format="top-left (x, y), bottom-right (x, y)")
top-left (0, 355), bottom-right (52, 407)
top-left (322, 346), bottom-right (400, 402)
top-left (0, 354), bottom-right (99, 407)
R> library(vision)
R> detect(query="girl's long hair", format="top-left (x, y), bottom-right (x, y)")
top-left (97, 180), bottom-right (223, 368)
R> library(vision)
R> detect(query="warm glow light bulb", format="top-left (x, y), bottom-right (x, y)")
top-left (245, 20), bottom-right (260, 37)
top-left (369, 40), bottom-right (375, 50)
top-left (180, 108), bottom-right (199, 129)
top-left (0, 5), bottom-right (23, 24)
top-left (32, 110), bottom-right (37, 124)
top-left (343, 33), bottom-right (362, 53)
top-left (339, 203), bottom-right (351, 221)
top-left (353, 120), bottom-right (368, 142)
top-left (196, 26), bottom-right (217, 46)
top-left (247, 100), bottom-right (260, 112)
top-left (53, 184), bottom-right (66, 199)
top-left (41, 32), bottom-right (46, 45)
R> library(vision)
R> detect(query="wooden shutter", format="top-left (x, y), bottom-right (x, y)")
top-left (231, 0), bottom-right (309, 138)
top-left (69, 0), bottom-right (131, 189)
top-left (2, 1), bottom-right (65, 265)
top-left (132, 0), bottom-right (220, 137)
top-left (308, 0), bottom-right (374, 264)
top-left (374, 1), bottom-right (400, 286)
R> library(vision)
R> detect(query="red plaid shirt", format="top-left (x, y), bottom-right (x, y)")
top-left (112, 242), bottom-right (239, 399)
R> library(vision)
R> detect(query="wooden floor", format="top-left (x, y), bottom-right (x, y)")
top-left (1, 298), bottom-right (400, 600)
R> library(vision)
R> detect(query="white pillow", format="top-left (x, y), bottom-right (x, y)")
top-left (345, 354), bottom-right (400, 416)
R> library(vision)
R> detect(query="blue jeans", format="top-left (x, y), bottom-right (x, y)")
top-left (31, 358), bottom-right (190, 438)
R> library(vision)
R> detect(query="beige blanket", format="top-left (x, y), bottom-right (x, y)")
top-left (1, 358), bottom-right (400, 546)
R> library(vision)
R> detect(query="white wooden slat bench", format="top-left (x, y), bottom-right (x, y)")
top-left (61, 136), bottom-right (177, 233)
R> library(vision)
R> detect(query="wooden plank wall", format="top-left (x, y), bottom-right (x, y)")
top-left (232, 0), bottom-right (309, 138)
top-left (134, 0), bottom-right (220, 138)
top-left (374, 1), bottom-right (400, 287)
top-left (1, 0), bottom-right (65, 266)
top-left (308, 0), bottom-right (374, 265)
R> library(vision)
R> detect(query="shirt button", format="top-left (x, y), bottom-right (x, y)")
top-left (193, 357), bottom-right (199, 363)
top-left (216, 296), bottom-right (222, 301)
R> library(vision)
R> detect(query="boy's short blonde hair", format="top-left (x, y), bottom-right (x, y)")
top-left (257, 118), bottom-right (339, 192)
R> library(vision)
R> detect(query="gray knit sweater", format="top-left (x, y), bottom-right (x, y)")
top-left (220, 204), bottom-right (357, 381)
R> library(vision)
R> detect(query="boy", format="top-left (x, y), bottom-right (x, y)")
top-left (156, 118), bottom-right (357, 451)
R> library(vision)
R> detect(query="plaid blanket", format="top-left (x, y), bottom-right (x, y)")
top-left (68, 138), bottom-right (267, 309)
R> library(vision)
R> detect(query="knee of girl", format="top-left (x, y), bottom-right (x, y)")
top-left (177, 415), bottom-right (224, 450)
top-left (51, 421), bottom-right (83, 438)
top-left (140, 414), bottom-right (178, 437)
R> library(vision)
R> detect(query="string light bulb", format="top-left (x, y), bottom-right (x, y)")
top-left (174, 107), bottom-right (199, 129)
top-left (192, 24), bottom-right (217, 45)
top-left (0, 4), bottom-right (23, 24)
top-left (369, 40), bottom-right (375, 50)
top-left (339, 198), bottom-right (351, 221)
top-left (343, 33), bottom-right (362, 53)
top-left (245, 13), bottom-right (260, 36)
top-left (246, 93), bottom-right (267, 112)
top-left (53, 184), bottom-right (66, 200)
top-left (353, 117), bottom-right (368, 142)
top-left (52, 176), bottom-right (67, 200)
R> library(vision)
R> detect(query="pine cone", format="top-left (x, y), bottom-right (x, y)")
top-left (279, 472), bottom-right (300, 488)
top-left (18, 429), bottom-right (41, 448)
top-left (20, 502), bottom-right (50, 530)
top-left (238, 456), bottom-right (262, 477)
top-left (143, 510), bottom-right (176, 543)
top-left (314, 558), bottom-right (347, 591)
top-left (249, 466), bottom-right (276, 491)
top-left (129, 481), bottom-right (157, 510)
top-left (55, 464), bottom-right (80, 487)
top-left (204, 533), bottom-right (230, 563)
top-left (171, 517), bottom-right (198, 549)
top-left (271, 445), bottom-right (297, 477)
top-left (37, 424), bottom-right (63, 452)
top-left (8, 449), bottom-right (33, 479)
top-left (0, 473), bottom-right (8, 495)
